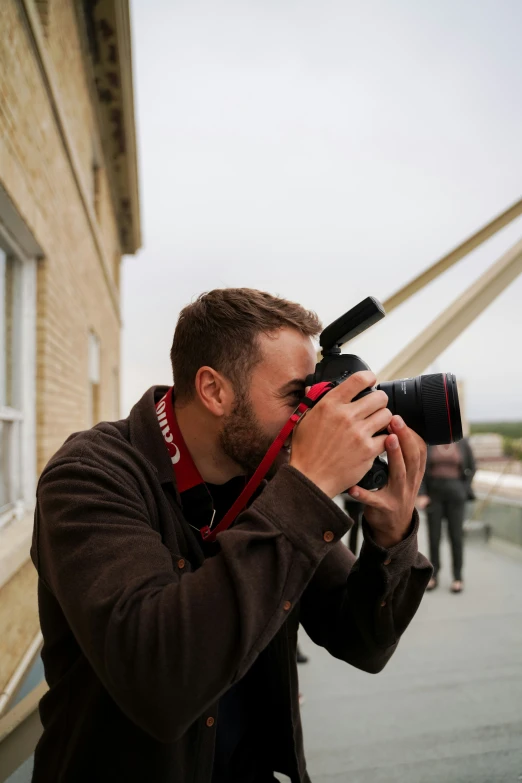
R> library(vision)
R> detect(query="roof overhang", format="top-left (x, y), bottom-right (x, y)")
top-left (84, 0), bottom-right (141, 254)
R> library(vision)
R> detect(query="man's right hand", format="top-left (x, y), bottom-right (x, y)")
top-left (289, 371), bottom-right (392, 498)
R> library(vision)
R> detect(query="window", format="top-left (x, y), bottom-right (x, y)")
top-left (88, 331), bottom-right (101, 427)
top-left (0, 248), bottom-right (36, 527)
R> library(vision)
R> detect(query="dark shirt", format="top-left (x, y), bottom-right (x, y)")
top-left (193, 477), bottom-right (268, 782)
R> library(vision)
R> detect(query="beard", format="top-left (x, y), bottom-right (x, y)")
top-left (219, 392), bottom-right (288, 478)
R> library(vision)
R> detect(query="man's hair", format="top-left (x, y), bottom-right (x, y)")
top-left (171, 288), bottom-right (322, 401)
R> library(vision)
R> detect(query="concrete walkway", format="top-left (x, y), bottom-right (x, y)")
top-left (298, 527), bottom-right (522, 783)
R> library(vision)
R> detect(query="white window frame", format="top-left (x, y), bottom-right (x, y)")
top-left (0, 243), bottom-right (37, 530)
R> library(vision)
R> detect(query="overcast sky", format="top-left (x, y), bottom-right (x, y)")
top-left (123, 0), bottom-right (522, 422)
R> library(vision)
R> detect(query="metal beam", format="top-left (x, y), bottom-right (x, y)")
top-left (378, 235), bottom-right (522, 381)
top-left (382, 197), bottom-right (522, 315)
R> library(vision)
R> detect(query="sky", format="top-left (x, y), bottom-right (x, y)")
top-left (123, 0), bottom-right (522, 421)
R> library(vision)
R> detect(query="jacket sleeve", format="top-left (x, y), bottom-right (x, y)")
top-left (300, 512), bottom-right (433, 673)
top-left (33, 457), bottom-right (350, 743)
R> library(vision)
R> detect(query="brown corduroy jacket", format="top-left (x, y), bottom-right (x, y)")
top-left (31, 386), bottom-right (432, 783)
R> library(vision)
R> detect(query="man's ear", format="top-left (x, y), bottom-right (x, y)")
top-left (195, 366), bottom-right (234, 417)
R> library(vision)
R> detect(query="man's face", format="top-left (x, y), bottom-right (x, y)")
top-left (219, 328), bottom-right (317, 476)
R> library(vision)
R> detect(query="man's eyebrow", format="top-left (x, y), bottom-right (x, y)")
top-left (278, 378), bottom-right (306, 394)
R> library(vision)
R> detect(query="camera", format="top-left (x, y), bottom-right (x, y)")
top-left (305, 297), bottom-right (463, 491)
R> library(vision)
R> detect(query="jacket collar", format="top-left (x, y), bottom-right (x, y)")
top-left (128, 386), bottom-right (179, 489)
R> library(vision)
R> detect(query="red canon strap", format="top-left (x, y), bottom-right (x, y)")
top-left (156, 390), bottom-right (204, 492)
top-left (202, 381), bottom-right (333, 541)
top-left (156, 382), bottom-right (333, 542)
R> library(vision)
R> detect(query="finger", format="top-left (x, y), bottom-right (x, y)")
top-left (363, 406), bottom-right (393, 435)
top-left (389, 416), bottom-right (421, 474)
top-left (325, 371), bottom-right (377, 404)
top-left (347, 484), bottom-right (388, 508)
top-left (418, 439), bottom-right (428, 473)
top-left (368, 434), bottom-right (388, 458)
top-left (350, 390), bottom-right (390, 420)
top-left (385, 433), bottom-right (406, 484)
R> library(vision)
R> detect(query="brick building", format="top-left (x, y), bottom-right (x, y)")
top-left (0, 0), bottom-right (140, 706)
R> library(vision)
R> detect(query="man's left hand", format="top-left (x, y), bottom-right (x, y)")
top-left (347, 415), bottom-right (427, 549)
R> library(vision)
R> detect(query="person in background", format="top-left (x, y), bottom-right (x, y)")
top-left (417, 438), bottom-right (476, 593)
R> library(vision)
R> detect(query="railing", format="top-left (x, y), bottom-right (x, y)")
top-left (0, 682), bottom-right (46, 782)
top-left (0, 634), bottom-right (42, 716)
top-left (0, 631), bottom-right (45, 782)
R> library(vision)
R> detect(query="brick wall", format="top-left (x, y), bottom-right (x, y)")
top-left (0, 0), bottom-right (124, 472)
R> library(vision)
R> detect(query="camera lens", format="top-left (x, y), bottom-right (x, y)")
top-left (376, 373), bottom-right (463, 445)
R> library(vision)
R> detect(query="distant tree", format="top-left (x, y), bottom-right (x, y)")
top-left (470, 421), bottom-right (522, 440)
top-left (503, 437), bottom-right (522, 461)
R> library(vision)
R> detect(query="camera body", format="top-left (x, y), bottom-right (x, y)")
top-left (305, 297), bottom-right (463, 491)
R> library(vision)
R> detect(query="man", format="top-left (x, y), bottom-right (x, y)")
top-left (31, 288), bottom-right (432, 783)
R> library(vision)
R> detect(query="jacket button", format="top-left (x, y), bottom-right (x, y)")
top-left (323, 531), bottom-right (334, 543)
top-left (380, 600), bottom-right (387, 607)
top-left (283, 601), bottom-right (292, 611)
top-left (383, 557), bottom-right (392, 566)
top-left (177, 559), bottom-right (186, 569)
top-left (206, 717), bottom-right (215, 727)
